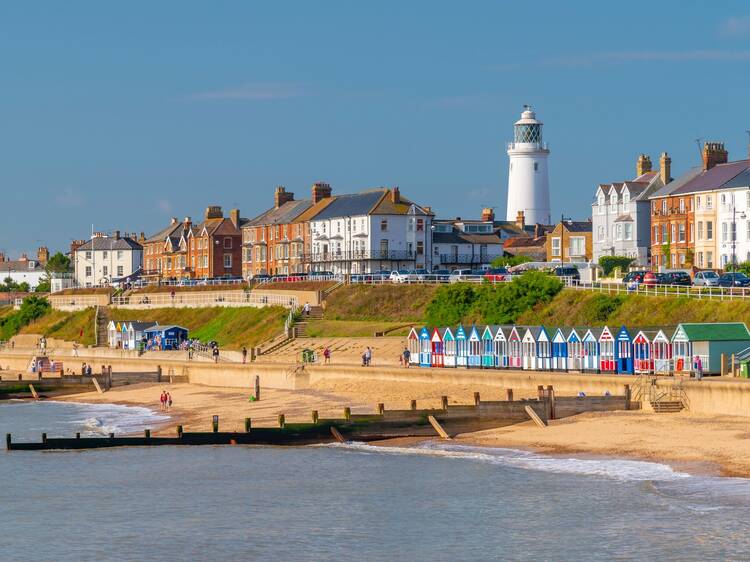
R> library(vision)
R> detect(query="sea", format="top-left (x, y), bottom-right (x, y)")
top-left (2, 401), bottom-right (750, 562)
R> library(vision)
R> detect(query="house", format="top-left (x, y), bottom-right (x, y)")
top-left (143, 206), bottom-right (245, 281)
top-left (242, 184), bottom-right (329, 278)
top-left (107, 320), bottom-right (158, 349)
top-left (0, 248), bottom-right (49, 289)
top-left (73, 232), bottom-right (143, 288)
top-left (545, 220), bottom-right (593, 263)
top-left (592, 153), bottom-right (668, 266)
top-left (431, 209), bottom-right (504, 269)
top-left (143, 325), bottom-right (189, 351)
top-left (307, 187), bottom-right (433, 274)
top-left (671, 322), bottom-right (750, 375)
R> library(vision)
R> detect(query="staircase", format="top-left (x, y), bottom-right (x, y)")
top-left (634, 374), bottom-right (688, 414)
top-left (293, 306), bottom-right (324, 338)
top-left (651, 400), bottom-right (684, 413)
top-left (95, 306), bottom-right (111, 347)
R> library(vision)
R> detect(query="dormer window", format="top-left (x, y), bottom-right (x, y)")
top-left (598, 194), bottom-right (604, 206)
top-left (622, 192), bottom-right (629, 205)
top-left (610, 193), bottom-right (617, 206)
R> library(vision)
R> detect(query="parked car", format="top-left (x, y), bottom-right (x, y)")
top-left (693, 271), bottom-right (720, 287)
top-left (309, 271), bottom-right (335, 279)
top-left (431, 269), bottom-right (451, 282)
top-left (661, 271), bottom-right (692, 286)
top-left (641, 271), bottom-right (659, 287)
top-left (622, 271), bottom-right (648, 285)
top-left (484, 267), bottom-right (510, 282)
top-left (250, 274), bottom-right (271, 283)
top-left (448, 269), bottom-right (473, 283)
top-left (390, 270), bottom-right (411, 283)
top-left (552, 266), bottom-right (580, 283)
top-left (718, 272), bottom-right (750, 287)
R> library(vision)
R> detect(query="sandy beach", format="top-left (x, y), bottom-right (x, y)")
top-left (60, 380), bottom-right (750, 478)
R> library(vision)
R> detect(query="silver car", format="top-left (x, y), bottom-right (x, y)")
top-left (693, 270), bottom-right (720, 287)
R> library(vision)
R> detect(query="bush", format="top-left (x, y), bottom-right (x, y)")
top-left (491, 255), bottom-right (532, 268)
top-left (599, 256), bottom-right (635, 277)
top-left (0, 296), bottom-right (51, 340)
top-left (425, 283), bottom-right (478, 327)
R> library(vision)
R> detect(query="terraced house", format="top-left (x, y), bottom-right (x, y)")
top-left (143, 206), bottom-right (244, 281)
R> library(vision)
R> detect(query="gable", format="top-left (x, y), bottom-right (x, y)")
top-left (431, 328), bottom-right (442, 342)
top-left (616, 326), bottom-right (631, 342)
top-left (633, 332), bottom-right (649, 344)
top-left (493, 328), bottom-right (506, 342)
top-left (552, 329), bottom-right (566, 343)
top-left (455, 325), bottom-right (467, 340)
top-left (468, 326), bottom-right (480, 341)
top-left (567, 329), bottom-right (581, 343)
top-left (599, 327), bottom-right (613, 342)
top-left (408, 328), bottom-right (419, 340)
top-left (522, 329), bottom-right (535, 343)
top-left (419, 327), bottom-right (430, 340)
top-left (442, 327), bottom-right (455, 341)
top-left (537, 327), bottom-right (550, 342)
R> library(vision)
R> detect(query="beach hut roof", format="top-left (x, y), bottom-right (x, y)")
top-left (408, 327), bottom-right (419, 339)
top-left (419, 327), bottom-right (430, 339)
top-left (440, 326), bottom-right (455, 340)
top-left (144, 325), bottom-right (187, 333)
top-left (430, 327), bottom-right (442, 342)
top-left (584, 327), bottom-right (604, 340)
top-left (481, 325), bottom-right (498, 339)
top-left (468, 325), bottom-right (482, 341)
top-left (455, 325), bottom-right (468, 339)
top-left (674, 322), bottom-right (750, 341)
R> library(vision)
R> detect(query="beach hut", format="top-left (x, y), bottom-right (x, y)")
top-left (671, 323), bottom-right (750, 375)
top-left (582, 328), bottom-right (601, 372)
top-left (107, 320), bottom-right (121, 348)
top-left (633, 330), bottom-right (656, 374)
top-left (430, 328), bottom-right (444, 368)
top-left (143, 325), bottom-right (188, 351)
top-left (536, 326), bottom-right (552, 370)
top-left (493, 326), bottom-right (509, 368)
top-left (441, 327), bottom-right (456, 367)
top-left (615, 326), bottom-right (634, 374)
top-left (652, 330), bottom-right (672, 374)
top-left (418, 327), bottom-right (432, 367)
top-left (481, 326), bottom-right (497, 368)
top-left (551, 328), bottom-right (568, 371)
top-left (520, 327), bottom-right (537, 370)
top-left (407, 327), bottom-right (420, 366)
top-left (598, 326), bottom-right (616, 373)
top-left (122, 321), bottom-right (158, 350)
top-left (455, 325), bottom-right (469, 368)
top-left (506, 326), bottom-right (523, 369)
top-left (467, 326), bottom-right (482, 368)
top-left (566, 328), bottom-right (584, 372)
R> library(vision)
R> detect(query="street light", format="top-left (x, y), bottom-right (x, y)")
top-left (732, 205), bottom-right (747, 270)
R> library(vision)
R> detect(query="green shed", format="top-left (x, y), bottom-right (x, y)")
top-left (671, 323), bottom-right (750, 375)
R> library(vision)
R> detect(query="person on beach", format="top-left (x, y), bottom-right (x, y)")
top-left (167, 392), bottom-right (173, 411)
top-left (242, 346), bottom-right (248, 364)
top-left (212, 345), bottom-right (219, 363)
top-left (365, 347), bottom-right (372, 366)
top-left (159, 391), bottom-right (166, 411)
top-left (694, 355), bottom-right (703, 380)
top-left (303, 302), bottom-right (310, 317)
top-left (323, 346), bottom-right (331, 364)
top-left (402, 347), bottom-right (410, 368)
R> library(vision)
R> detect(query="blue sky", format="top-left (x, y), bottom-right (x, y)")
top-left (2, 1), bottom-right (750, 255)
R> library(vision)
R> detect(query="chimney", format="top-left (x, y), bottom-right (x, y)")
top-left (170, 217), bottom-right (178, 225)
top-left (230, 208), bottom-right (240, 228)
top-left (515, 210), bottom-right (525, 229)
top-left (274, 186), bottom-right (295, 209)
top-left (70, 240), bottom-right (85, 254)
top-left (19, 253), bottom-right (28, 261)
top-left (204, 206), bottom-right (223, 220)
top-left (114, 230), bottom-right (121, 240)
top-left (534, 223), bottom-right (541, 238)
top-left (423, 206), bottom-right (432, 215)
top-left (636, 154), bottom-right (652, 177)
top-left (391, 187), bottom-right (401, 204)
top-left (139, 232), bottom-right (145, 242)
top-left (702, 142), bottom-right (728, 171)
top-left (481, 207), bottom-right (495, 222)
top-left (659, 152), bottom-right (672, 185)
top-left (37, 247), bottom-right (49, 265)
top-left (311, 182), bottom-right (332, 204)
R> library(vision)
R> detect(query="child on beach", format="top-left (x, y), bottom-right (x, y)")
top-left (167, 392), bottom-right (173, 411)
top-left (160, 391), bottom-right (167, 411)
top-left (323, 347), bottom-right (331, 364)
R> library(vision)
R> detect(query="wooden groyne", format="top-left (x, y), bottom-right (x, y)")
top-left (6, 385), bottom-right (632, 452)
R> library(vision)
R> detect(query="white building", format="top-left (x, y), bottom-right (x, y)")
top-left (432, 208), bottom-right (504, 269)
top-left (716, 174), bottom-right (750, 267)
top-left (506, 105), bottom-right (551, 225)
top-left (73, 232), bottom-right (143, 287)
top-left (0, 257), bottom-right (46, 289)
top-left (308, 188), bottom-right (433, 274)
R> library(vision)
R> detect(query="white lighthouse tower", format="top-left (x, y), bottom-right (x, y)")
top-left (505, 105), bottom-right (551, 225)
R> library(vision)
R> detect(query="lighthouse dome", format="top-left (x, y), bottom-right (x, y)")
top-left (513, 105), bottom-right (543, 144)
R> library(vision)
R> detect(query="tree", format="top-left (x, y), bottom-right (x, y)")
top-left (35, 279), bottom-right (51, 293)
top-left (44, 252), bottom-right (71, 274)
top-left (490, 255), bottom-right (532, 268)
top-left (598, 256), bottom-right (635, 277)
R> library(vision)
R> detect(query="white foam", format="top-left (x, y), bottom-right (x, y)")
top-left (327, 441), bottom-right (690, 482)
top-left (48, 401), bottom-right (170, 436)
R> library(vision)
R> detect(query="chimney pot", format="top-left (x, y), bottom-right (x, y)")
top-left (275, 186), bottom-right (295, 208)
top-left (171, 217), bottom-right (178, 225)
top-left (311, 182), bottom-right (332, 204)
top-left (636, 154), bottom-right (652, 177)
top-left (481, 207), bottom-right (495, 222)
top-left (702, 141), bottom-right (728, 171)
top-left (391, 187), bottom-right (400, 204)
top-left (515, 210), bottom-right (525, 229)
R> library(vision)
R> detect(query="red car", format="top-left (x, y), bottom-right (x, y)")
top-left (484, 267), bottom-right (510, 282)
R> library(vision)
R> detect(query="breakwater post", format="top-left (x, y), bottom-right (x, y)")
top-left (212, 415), bottom-right (219, 433)
top-left (377, 403), bottom-right (384, 415)
top-left (411, 399), bottom-right (417, 410)
top-left (474, 392), bottom-right (481, 406)
top-left (506, 389), bottom-right (514, 401)
top-left (255, 375), bottom-right (260, 400)
top-left (311, 410), bottom-right (319, 424)
top-left (245, 418), bottom-right (252, 432)
top-left (278, 414), bottom-right (285, 428)
top-left (441, 396), bottom-right (448, 410)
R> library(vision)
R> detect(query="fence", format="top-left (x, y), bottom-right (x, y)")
top-left (570, 281), bottom-right (750, 300)
top-left (111, 292), bottom-right (298, 309)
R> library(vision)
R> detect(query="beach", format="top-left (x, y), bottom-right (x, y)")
top-left (57, 379), bottom-right (750, 478)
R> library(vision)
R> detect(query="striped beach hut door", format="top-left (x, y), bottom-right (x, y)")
top-left (430, 328), bottom-right (444, 367)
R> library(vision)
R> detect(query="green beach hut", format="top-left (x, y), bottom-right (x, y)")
top-left (671, 322), bottom-right (750, 375)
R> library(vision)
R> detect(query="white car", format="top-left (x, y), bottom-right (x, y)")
top-left (693, 270), bottom-right (720, 287)
top-left (389, 270), bottom-right (410, 283)
top-left (448, 269), bottom-right (473, 283)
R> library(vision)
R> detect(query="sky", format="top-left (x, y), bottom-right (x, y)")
top-left (2, 0), bottom-right (750, 255)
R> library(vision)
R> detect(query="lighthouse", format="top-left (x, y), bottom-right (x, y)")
top-left (505, 105), bottom-right (551, 225)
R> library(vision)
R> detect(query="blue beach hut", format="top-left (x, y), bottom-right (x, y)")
top-left (566, 328), bottom-right (584, 372)
top-left (551, 328), bottom-right (568, 371)
top-left (615, 326), bottom-right (634, 374)
top-left (144, 325), bottom-right (188, 351)
top-left (468, 326), bottom-right (482, 368)
top-left (481, 326), bottom-right (496, 368)
top-left (419, 327), bottom-right (432, 367)
top-left (455, 325), bottom-right (469, 367)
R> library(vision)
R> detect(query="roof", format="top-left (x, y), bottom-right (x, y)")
top-left (613, 214), bottom-right (633, 223)
top-left (633, 171), bottom-right (659, 183)
top-left (144, 324), bottom-right (188, 333)
top-left (76, 237), bottom-right (142, 251)
top-left (677, 322), bottom-right (750, 341)
top-left (671, 160), bottom-right (750, 195)
top-left (0, 260), bottom-right (45, 272)
top-left (560, 221), bottom-right (592, 233)
top-left (310, 190), bottom-right (387, 220)
top-left (503, 236), bottom-right (546, 249)
top-left (722, 168), bottom-right (750, 189)
top-left (246, 199), bottom-right (314, 228)
top-left (293, 197), bottom-right (336, 223)
top-left (371, 190), bottom-right (430, 216)
top-left (650, 166), bottom-right (703, 199)
top-left (432, 231), bottom-right (502, 245)
top-left (124, 321), bottom-right (158, 331)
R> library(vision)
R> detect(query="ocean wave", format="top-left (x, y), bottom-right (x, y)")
top-left (50, 401), bottom-right (170, 436)
top-left (326, 441), bottom-right (690, 483)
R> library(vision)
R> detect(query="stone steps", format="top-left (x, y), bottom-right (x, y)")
top-left (651, 400), bottom-right (684, 413)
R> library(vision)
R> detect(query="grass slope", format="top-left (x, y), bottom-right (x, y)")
top-left (21, 308), bottom-right (96, 346)
top-left (324, 284), bottom-right (439, 322)
top-left (109, 306), bottom-right (286, 349)
top-left (518, 289), bottom-right (750, 327)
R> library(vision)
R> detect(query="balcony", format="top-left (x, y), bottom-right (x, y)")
top-left (438, 254), bottom-right (490, 265)
top-left (303, 250), bottom-right (417, 262)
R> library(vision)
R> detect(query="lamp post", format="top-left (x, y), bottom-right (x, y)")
top-left (732, 205), bottom-right (747, 270)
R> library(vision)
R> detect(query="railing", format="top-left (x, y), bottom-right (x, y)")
top-left (302, 250), bottom-right (417, 262)
top-left (572, 281), bottom-right (750, 300)
top-left (438, 254), bottom-right (491, 265)
top-left (111, 292), bottom-right (298, 309)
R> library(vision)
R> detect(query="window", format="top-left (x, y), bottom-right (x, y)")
top-left (117, 266), bottom-right (123, 276)
top-left (698, 252), bottom-right (704, 267)
top-left (615, 224), bottom-right (622, 240)
top-left (85, 266), bottom-right (92, 277)
top-left (671, 224), bottom-right (676, 243)
top-left (551, 237), bottom-right (561, 256)
top-left (721, 194), bottom-right (726, 205)
top-left (706, 222), bottom-right (713, 241)
top-left (722, 222), bottom-right (728, 242)
top-left (379, 239), bottom-right (389, 257)
top-left (610, 193), bottom-right (617, 206)
top-left (224, 238), bottom-right (232, 249)
top-left (697, 196), bottom-right (701, 209)
top-left (624, 223), bottom-right (632, 240)
top-left (678, 224), bottom-right (685, 242)
top-left (103, 251), bottom-right (108, 259)
top-left (117, 251), bottom-right (123, 259)
top-left (622, 192), bottom-right (629, 205)
top-left (599, 194), bottom-right (605, 207)
top-left (380, 219), bottom-right (388, 232)
top-left (85, 251), bottom-right (92, 260)
top-left (416, 241), bottom-right (424, 255)
top-left (697, 221), bottom-right (703, 241)
top-left (662, 224), bottom-right (667, 243)
top-left (103, 266), bottom-right (108, 277)
top-left (598, 226), bottom-right (605, 241)
top-left (679, 199), bottom-right (685, 213)
top-left (661, 200), bottom-right (667, 214)
top-left (224, 254), bottom-right (232, 269)
top-left (653, 225), bottom-right (659, 244)
top-left (408, 219), bottom-right (414, 232)
top-left (690, 223), bottom-right (694, 242)
top-left (569, 236), bottom-right (585, 257)
top-left (707, 195), bottom-right (713, 209)
top-left (416, 219), bottom-right (424, 232)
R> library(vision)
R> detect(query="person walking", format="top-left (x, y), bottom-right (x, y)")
top-left (242, 346), bottom-right (248, 364)
top-left (323, 346), bottom-right (331, 365)
top-left (159, 391), bottom-right (167, 411)
top-left (402, 347), bottom-right (411, 368)
top-left (365, 346), bottom-right (372, 366)
top-left (694, 355), bottom-right (703, 380)
top-left (166, 392), bottom-right (173, 411)
top-left (303, 302), bottom-right (311, 317)
top-left (212, 345), bottom-right (219, 363)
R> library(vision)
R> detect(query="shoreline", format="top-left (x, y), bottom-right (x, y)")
top-left (50, 381), bottom-right (750, 479)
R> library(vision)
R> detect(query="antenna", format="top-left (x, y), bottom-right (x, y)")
top-left (694, 138), bottom-right (703, 160)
